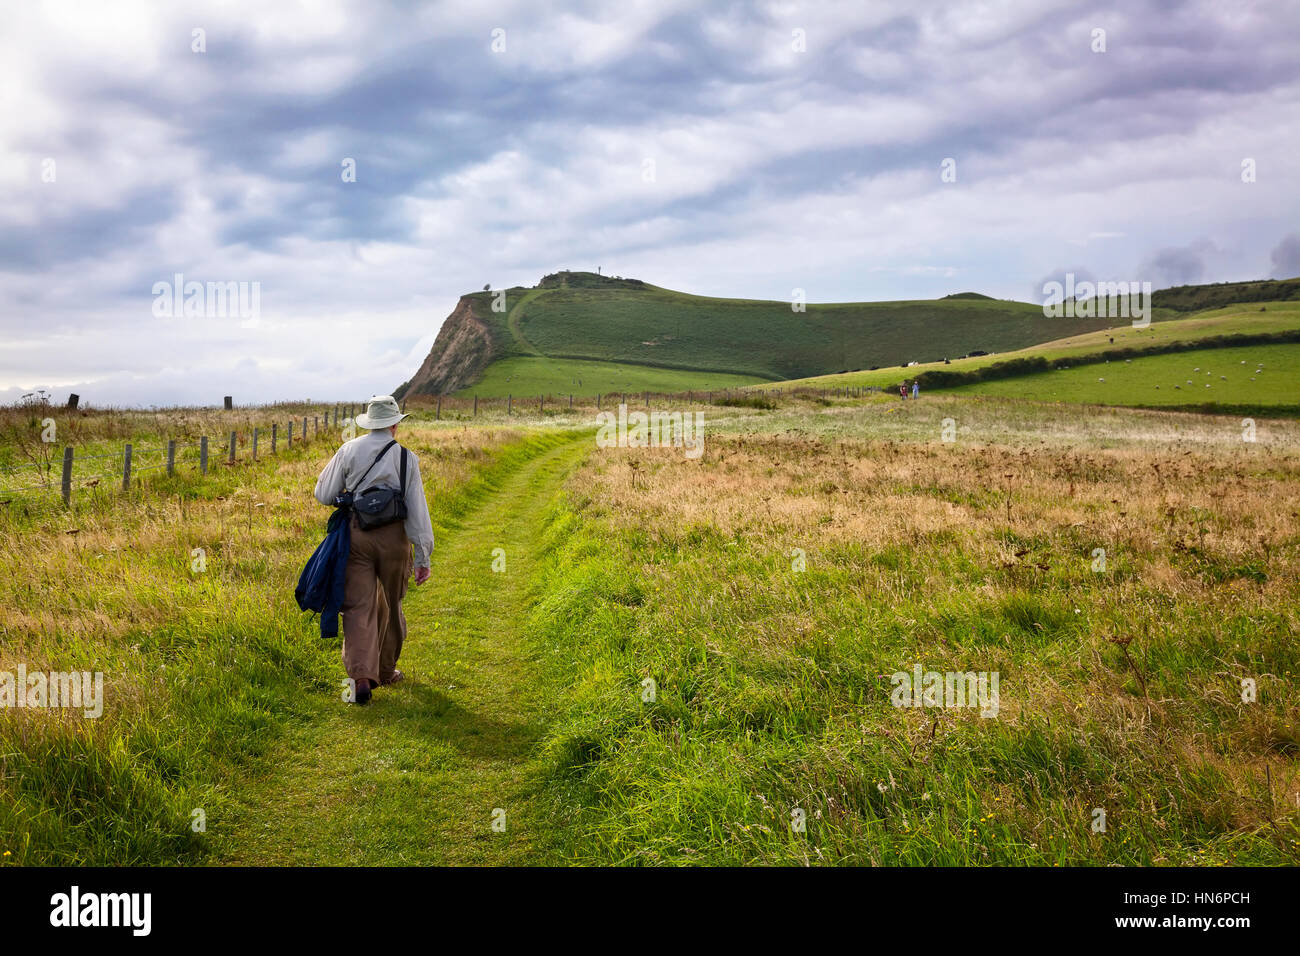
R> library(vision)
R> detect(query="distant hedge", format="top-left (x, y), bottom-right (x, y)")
top-left (904, 329), bottom-right (1300, 391)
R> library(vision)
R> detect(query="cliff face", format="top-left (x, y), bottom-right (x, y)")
top-left (394, 296), bottom-right (498, 398)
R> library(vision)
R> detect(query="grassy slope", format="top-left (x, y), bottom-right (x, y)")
top-left (948, 342), bottom-right (1300, 410)
top-left (453, 278), bottom-right (1175, 395)
top-left (457, 355), bottom-right (765, 398)
top-left (775, 301), bottom-right (1300, 392)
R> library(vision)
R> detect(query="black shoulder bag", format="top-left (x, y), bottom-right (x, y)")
top-left (334, 440), bottom-right (409, 531)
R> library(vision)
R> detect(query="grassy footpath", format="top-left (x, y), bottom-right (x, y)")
top-left (0, 422), bottom-right (573, 865)
top-left (215, 433), bottom-right (589, 864)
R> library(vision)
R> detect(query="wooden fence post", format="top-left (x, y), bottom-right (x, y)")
top-left (228, 431), bottom-right (237, 464)
top-left (314, 416), bottom-right (318, 436)
top-left (288, 421), bottom-right (294, 447)
top-left (597, 393), bottom-right (601, 410)
top-left (508, 394), bottom-right (512, 415)
top-left (122, 443), bottom-right (132, 491)
top-left (61, 447), bottom-right (73, 505)
top-left (569, 394), bottom-right (573, 411)
top-left (473, 395), bottom-right (478, 417)
top-left (436, 396), bottom-right (442, 421)
top-left (272, 423), bottom-right (278, 454)
top-left (252, 428), bottom-right (259, 461)
top-left (539, 394), bottom-right (544, 413)
top-left (645, 390), bottom-right (649, 407)
top-left (167, 440), bottom-right (176, 476)
top-left (200, 437), bottom-right (208, 475)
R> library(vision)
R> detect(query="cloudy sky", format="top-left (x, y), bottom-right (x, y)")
top-left (3, 0), bottom-right (1298, 406)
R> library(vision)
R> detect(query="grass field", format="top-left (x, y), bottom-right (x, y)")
top-left (457, 355), bottom-right (766, 398)
top-left (775, 301), bottom-right (1300, 394)
top-left (532, 400), bottom-right (1300, 864)
top-left (947, 343), bottom-right (1300, 411)
top-left (2, 394), bottom-right (1297, 866)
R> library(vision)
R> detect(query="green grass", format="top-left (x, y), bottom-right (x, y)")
top-left (4, 394), bottom-right (1298, 866)
top-left (463, 279), bottom-right (1166, 384)
top-left (775, 301), bottom-right (1300, 393)
top-left (216, 433), bottom-right (591, 864)
top-left (0, 419), bottom-right (559, 864)
top-left (526, 417), bottom-right (1300, 865)
top-left (458, 355), bottom-right (766, 398)
top-left (947, 342), bottom-right (1300, 411)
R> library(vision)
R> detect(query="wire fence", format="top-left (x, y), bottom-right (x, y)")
top-left (0, 402), bottom-right (370, 506)
top-left (1, 385), bottom-right (882, 505)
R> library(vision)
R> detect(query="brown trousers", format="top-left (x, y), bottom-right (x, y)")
top-left (341, 513), bottom-right (412, 685)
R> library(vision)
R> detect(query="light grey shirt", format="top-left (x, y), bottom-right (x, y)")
top-left (314, 429), bottom-right (435, 567)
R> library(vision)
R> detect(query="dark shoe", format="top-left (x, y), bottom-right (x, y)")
top-left (353, 679), bottom-right (372, 705)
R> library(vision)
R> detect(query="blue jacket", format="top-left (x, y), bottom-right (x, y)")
top-left (295, 507), bottom-right (350, 638)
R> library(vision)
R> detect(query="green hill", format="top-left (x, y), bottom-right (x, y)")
top-left (774, 301), bottom-right (1300, 414)
top-left (397, 271), bottom-right (1189, 399)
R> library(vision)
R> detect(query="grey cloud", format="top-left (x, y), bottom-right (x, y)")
top-left (1269, 233), bottom-right (1300, 278)
top-left (1142, 240), bottom-right (1216, 288)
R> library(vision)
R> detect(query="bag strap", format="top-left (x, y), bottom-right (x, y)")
top-left (348, 440), bottom-right (397, 493)
top-left (398, 447), bottom-right (408, 495)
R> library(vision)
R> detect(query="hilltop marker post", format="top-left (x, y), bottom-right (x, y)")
top-left (61, 447), bottom-right (73, 505)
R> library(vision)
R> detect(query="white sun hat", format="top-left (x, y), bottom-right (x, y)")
top-left (356, 394), bottom-right (408, 430)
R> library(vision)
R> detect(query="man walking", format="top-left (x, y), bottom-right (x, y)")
top-left (314, 395), bottom-right (434, 704)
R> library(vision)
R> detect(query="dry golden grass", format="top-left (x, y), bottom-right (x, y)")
top-left (534, 399), bottom-right (1300, 864)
